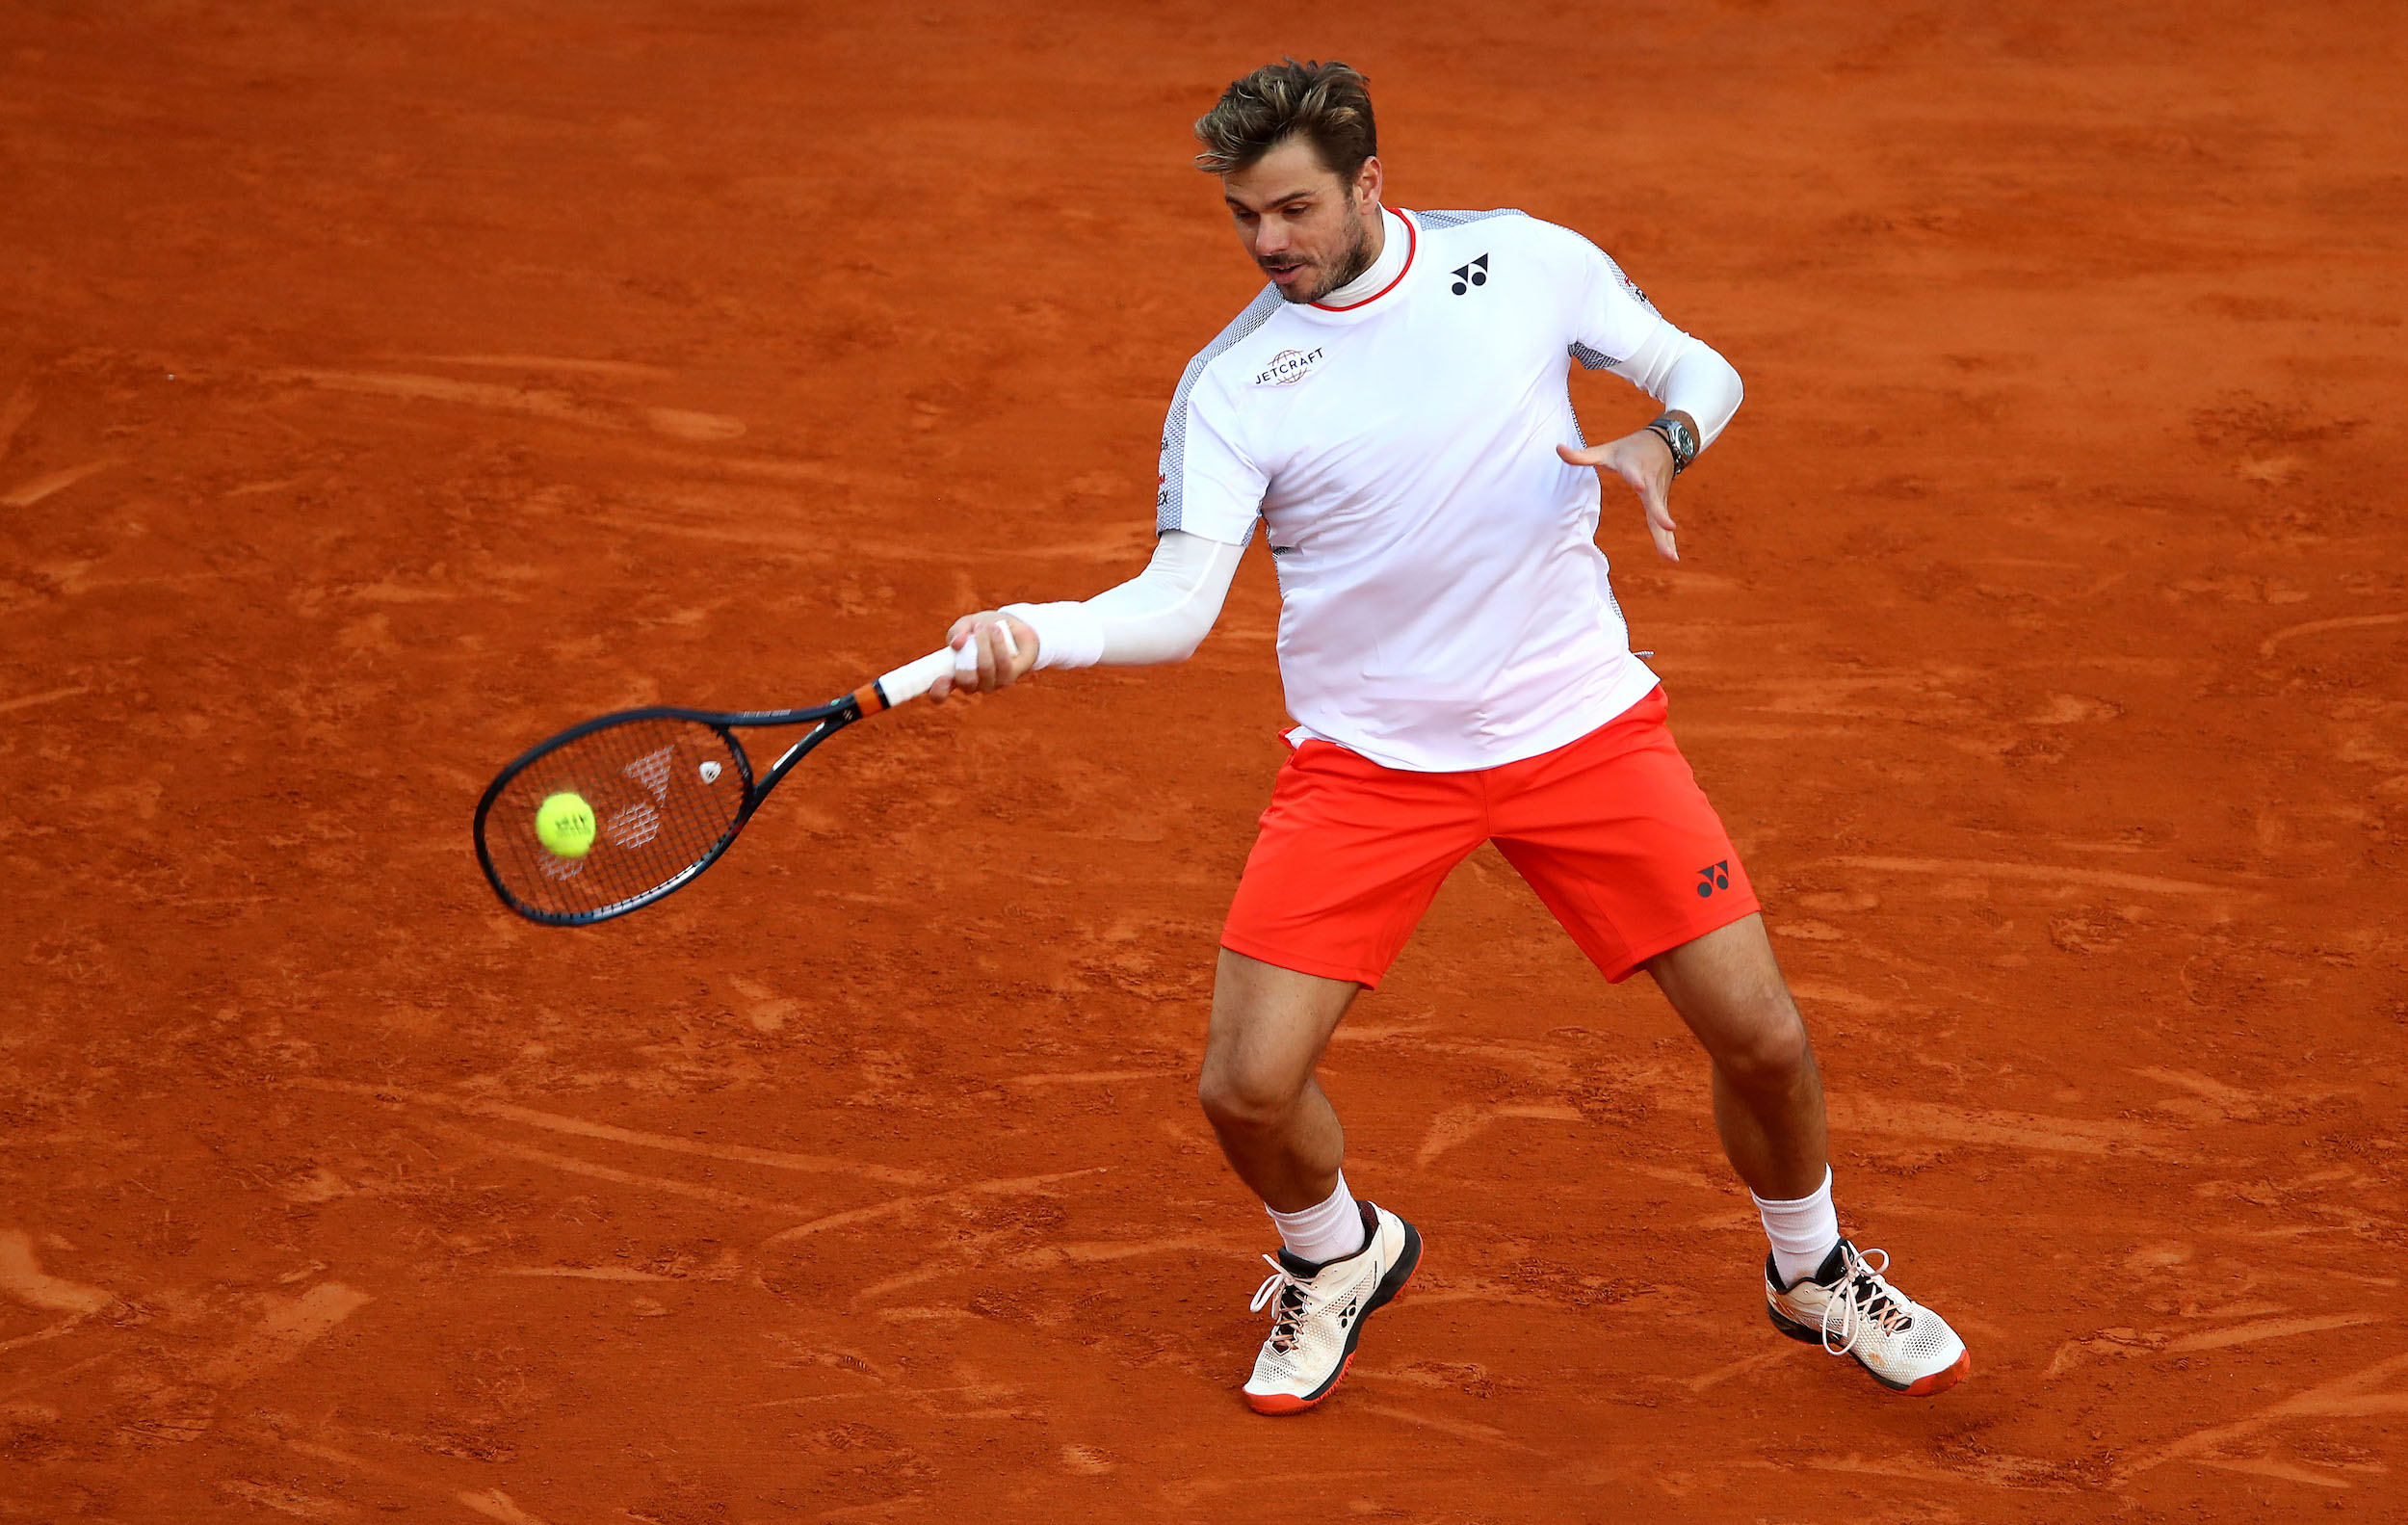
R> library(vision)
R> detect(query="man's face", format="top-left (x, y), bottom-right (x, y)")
top-left (1222, 137), bottom-right (1383, 304)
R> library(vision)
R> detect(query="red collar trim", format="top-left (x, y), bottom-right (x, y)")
top-left (1312, 211), bottom-right (1415, 312)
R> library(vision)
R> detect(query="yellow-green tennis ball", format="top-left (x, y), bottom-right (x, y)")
top-left (534, 792), bottom-right (596, 858)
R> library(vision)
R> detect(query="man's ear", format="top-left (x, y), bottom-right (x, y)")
top-left (1353, 154), bottom-right (1384, 215)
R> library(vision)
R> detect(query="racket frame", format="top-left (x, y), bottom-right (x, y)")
top-left (472, 693), bottom-right (863, 926)
top-left (471, 640), bottom-right (977, 926)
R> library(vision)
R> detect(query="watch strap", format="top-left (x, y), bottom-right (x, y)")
top-left (1647, 414), bottom-right (1699, 475)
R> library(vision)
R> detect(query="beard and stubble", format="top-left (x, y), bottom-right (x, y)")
top-left (1260, 203), bottom-right (1378, 305)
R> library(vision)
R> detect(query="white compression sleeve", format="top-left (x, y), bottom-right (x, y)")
top-left (1002, 529), bottom-right (1245, 671)
top-left (1615, 325), bottom-right (1744, 447)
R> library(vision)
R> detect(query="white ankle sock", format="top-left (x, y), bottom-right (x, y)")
top-left (1267, 1173), bottom-right (1365, 1264)
top-left (1752, 1167), bottom-right (1840, 1285)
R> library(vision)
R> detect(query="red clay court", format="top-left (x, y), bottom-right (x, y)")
top-left (3, 4), bottom-right (2403, 1520)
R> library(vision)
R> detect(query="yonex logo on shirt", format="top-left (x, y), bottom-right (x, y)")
top-left (1252, 347), bottom-right (1325, 387)
top-left (1450, 253), bottom-right (1490, 295)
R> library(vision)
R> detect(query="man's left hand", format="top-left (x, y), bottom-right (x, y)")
top-left (1557, 429), bottom-right (1680, 562)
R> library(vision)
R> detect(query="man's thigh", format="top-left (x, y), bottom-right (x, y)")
top-left (1201, 947), bottom-right (1362, 1108)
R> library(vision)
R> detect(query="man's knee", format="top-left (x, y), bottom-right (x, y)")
top-left (1715, 999), bottom-right (1812, 1090)
top-left (1197, 1055), bottom-right (1303, 1135)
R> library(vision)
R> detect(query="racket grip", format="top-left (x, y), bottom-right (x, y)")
top-left (866, 647), bottom-right (955, 711)
top-left (863, 620), bottom-right (1020, 713)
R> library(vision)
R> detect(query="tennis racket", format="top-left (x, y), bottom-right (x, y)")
top-left (473, 631), bottom-right (1009, 926)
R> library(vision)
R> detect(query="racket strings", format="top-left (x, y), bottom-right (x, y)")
top-left (484, 718), bottom-right (746, 919)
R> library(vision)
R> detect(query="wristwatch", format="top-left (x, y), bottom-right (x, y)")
top-left (1647, 413), bottom-right (1699, 475)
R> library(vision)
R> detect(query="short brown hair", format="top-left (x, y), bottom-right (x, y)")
top-left (1193, 59), bottom-right (1376, 182)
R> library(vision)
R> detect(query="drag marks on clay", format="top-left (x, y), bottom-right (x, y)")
top-left (2161, 1313), bottom-right (2385, 1353)
top-left (284, 1436), bottom-right (560, 1525)
top-left (757, 1169), bottom-right (1107, 1245)
top-left (0, 682), bottom-right (92, 715)
top-left (0, 456), bottom-right (116, 507)
top-left (291, 1076), bottom-right (928, 1185)
top-left (2256, 611), bottom-right (2408, 659)
top-left (2132, 1066), bottom-right (2261, 1119)
top-left (1348, 1402), bottom-right (1538, 1451)
top-left (413, 1118), bottom-right (811, 1218)
top-left (218, 1478), bottom-right (363, 1520)
top-left (2116, 1348), bottom-right (2408, 1484)
top-left (194, 1281), bottom-right (374, 1390)
top-left (1824, 1096), bottom-right (2185, 1159)
top-left (0, 1229), bottom-right (114, 1314)
top-left (403, 353), bottom-right (676, 380)
top-left (1673, 1348), bottom-right (1790, 1393)
top-left (1004, 1068), bottom-right (1184, 1089)
top-left (0, 381), bottom-right (34, 460)
top-left (493, 1265), bottom-right (683, 1281)
top-left (1415, 1102), bottom-right (1583, 1169)
top-left (1752, 1449), bottom-right (2081, 1494)
top-left (272, 370), bottom-right (744, 442)
top-left (2191, 1454), bottom-right (2360, 1490)
top-left (1829, 855), bottom-right (2248, 898)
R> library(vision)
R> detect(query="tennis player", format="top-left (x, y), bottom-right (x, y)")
top-left (929, 59), bottom-right (1968, 1412)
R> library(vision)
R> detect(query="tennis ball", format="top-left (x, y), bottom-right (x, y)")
top-left (534, 791), bottom-right (596, 858)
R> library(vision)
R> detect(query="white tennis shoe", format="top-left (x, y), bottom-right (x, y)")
top-left (1767, 1239), bottom-right (1970, 1396)
top-left (1243, 1201), bottom-right (1422, 1415)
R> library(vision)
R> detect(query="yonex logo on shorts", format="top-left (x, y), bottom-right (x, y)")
top-left (1696, 860), bottom-right (1730, 898)
top-left (1253, 347), bottom-right (1325, 387)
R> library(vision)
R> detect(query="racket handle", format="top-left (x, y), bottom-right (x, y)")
top-left (862, 620), bottom-right (1020, 713)
top-left (950, 618), bottom-right (1019, 674)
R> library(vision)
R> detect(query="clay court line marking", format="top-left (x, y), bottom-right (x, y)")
top-left (2163, 1313), bottom-right (2384, 1353)
top-left (2118, 1348), bottom-right (2408, 1481)
top-left (1, 457), bottom-right (116, 508)
top-left (1831, 855), bottom-right (2239, 897)
top-left (291, 1077), bottom-right (926, 1185)
top-left (415, 1119), bottom-right (811, 1217)
top-left (2258, 612), bottom-right (2408, 658)
top-left (760, 1169), bottom-right (1107, 1245)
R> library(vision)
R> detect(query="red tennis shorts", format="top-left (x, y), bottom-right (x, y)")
top-left (1221, 688), bottom-right (1759, 989)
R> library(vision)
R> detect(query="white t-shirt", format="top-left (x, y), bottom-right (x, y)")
top-left (1157, 207), bottom-right (1738, 773)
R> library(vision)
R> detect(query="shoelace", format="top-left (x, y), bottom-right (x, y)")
top-left (1818, 1245), bottom-right (1913, 1356)
top-left (1249, 1254), bottom-right (1333, 1354)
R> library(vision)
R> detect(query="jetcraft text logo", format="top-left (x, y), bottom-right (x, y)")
top-left (1253, 347), bottom-right (1325, 387)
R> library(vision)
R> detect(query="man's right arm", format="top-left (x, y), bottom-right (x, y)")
top-left (931, 353), bottom-right (1267, 698)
